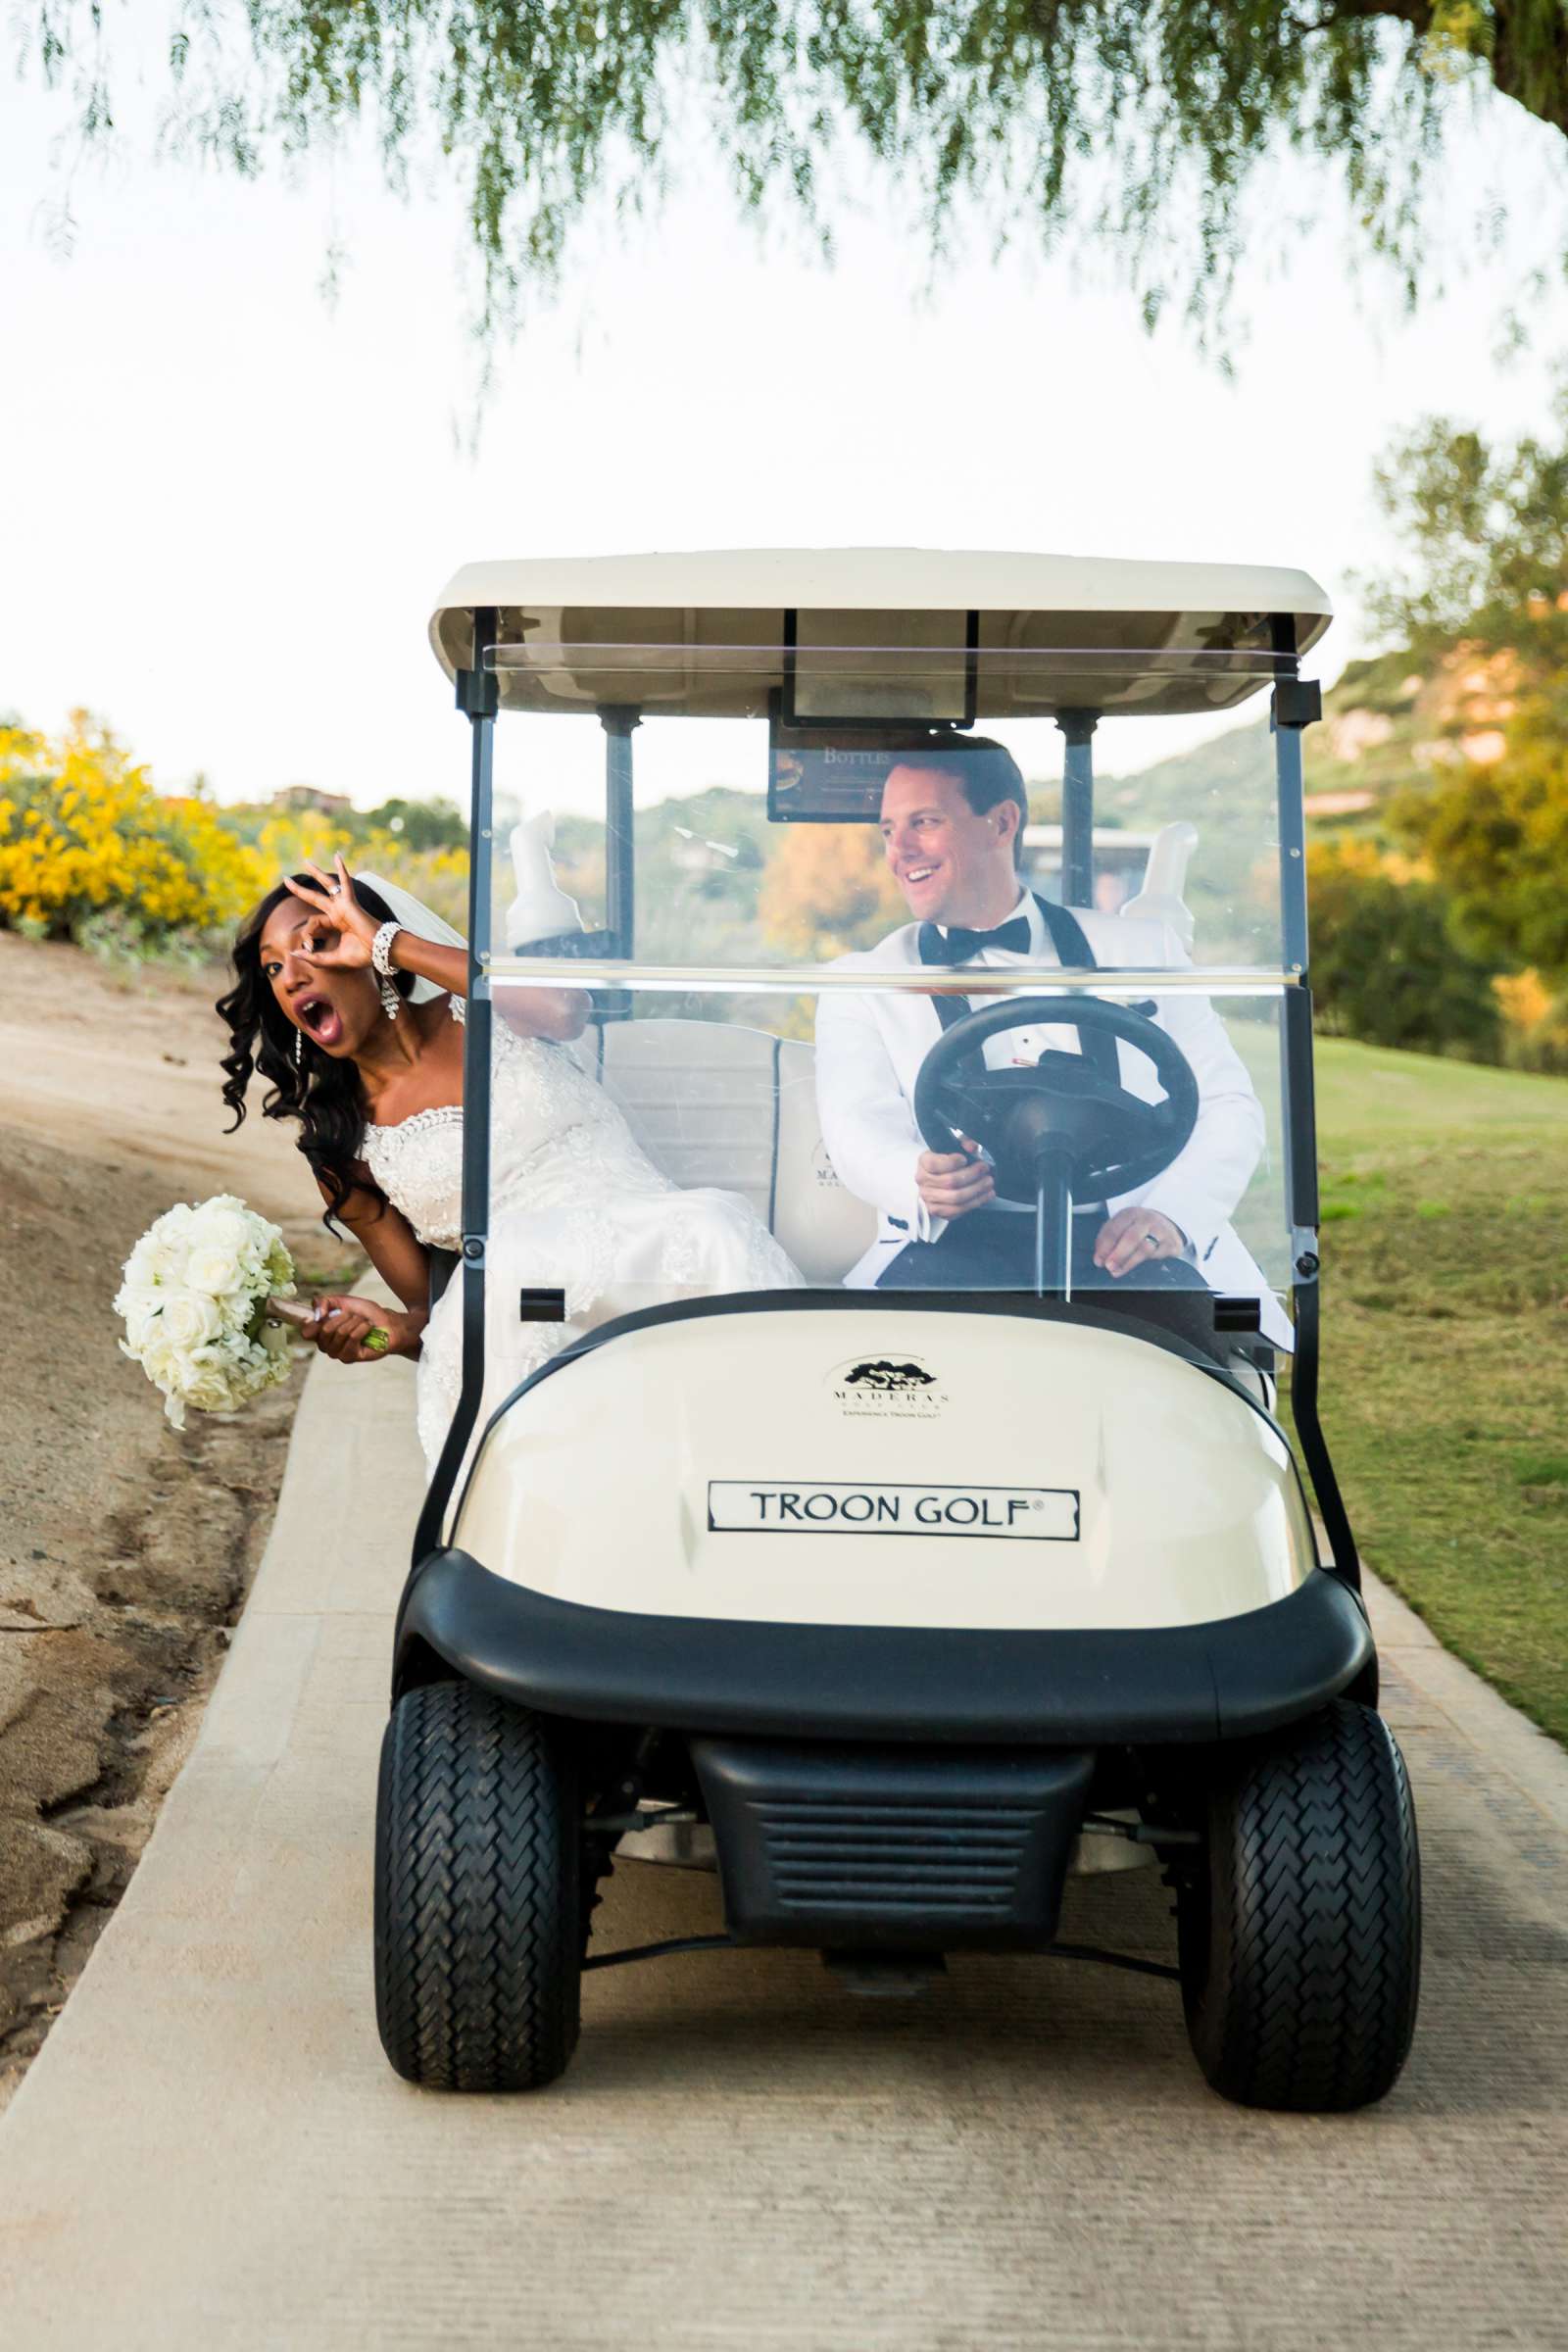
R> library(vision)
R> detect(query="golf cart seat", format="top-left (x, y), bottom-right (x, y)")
top-left (582, 1017), bottom-right (876, 1285)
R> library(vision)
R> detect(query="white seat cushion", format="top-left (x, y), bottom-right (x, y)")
top-left (584, 1019), bottom-right (875, 1286)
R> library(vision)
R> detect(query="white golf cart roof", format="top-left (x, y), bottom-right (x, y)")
top-left (428, 548), bottom-right (1332, 720)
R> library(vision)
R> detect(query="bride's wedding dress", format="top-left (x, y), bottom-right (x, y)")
top-left (361, 1018), bottom-right (804, 1475)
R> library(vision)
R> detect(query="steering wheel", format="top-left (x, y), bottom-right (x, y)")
top-left (911, 997), bottom-right (1200, 1207)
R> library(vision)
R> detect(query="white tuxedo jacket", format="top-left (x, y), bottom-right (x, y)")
top-left (813, 900), bottom-right (1292, 1347)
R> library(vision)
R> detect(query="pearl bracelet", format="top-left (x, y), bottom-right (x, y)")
top-left (370, 919), bottom-right (402, 979)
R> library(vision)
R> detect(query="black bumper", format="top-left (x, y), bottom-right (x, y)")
top-left (395, 1551), bottom-right (1374, 1745)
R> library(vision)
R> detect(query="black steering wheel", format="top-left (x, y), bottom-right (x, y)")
top-left (912, 996), bottom-right (1200, 1208)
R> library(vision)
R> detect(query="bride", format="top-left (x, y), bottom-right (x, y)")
top-left (218, 856), bottom-right (803, 1475)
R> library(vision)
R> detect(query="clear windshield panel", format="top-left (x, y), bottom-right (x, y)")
top-left (486, 677), bottom-right (1292, 981)
top-left (476, 981), bottom-right (1291, 1349)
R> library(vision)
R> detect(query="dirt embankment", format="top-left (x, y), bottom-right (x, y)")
top-left (0, 932), bottom-right (346, 2107)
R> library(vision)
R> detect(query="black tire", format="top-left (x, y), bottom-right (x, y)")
top-left (374, 1681), bottom-right (581, 2092)
top-left (1177, 1698), bottom-right (1421, 2112)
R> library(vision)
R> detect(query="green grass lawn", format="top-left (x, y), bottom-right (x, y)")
top-left (1291, 1039), bottom-right (1568, 1746)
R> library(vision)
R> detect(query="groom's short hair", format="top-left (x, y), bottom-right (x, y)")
top-left (885, 736), bottom-right (1029, 866)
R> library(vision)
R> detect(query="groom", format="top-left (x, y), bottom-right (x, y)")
top-left (813, 738), bottom-right (1287, 1337)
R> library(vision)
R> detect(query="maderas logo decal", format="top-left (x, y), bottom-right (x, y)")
top-left (844, 1360), bottom-right (934, 1391)
top-left (829, 1354), bottom-right (947, 1417)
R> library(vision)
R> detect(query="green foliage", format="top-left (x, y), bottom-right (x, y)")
top-left (1343, 382), bottom-right (1568, 1074)
top-left (1099, 720), bottom-right (1288, 964)
top-left (1364, 389), bottom-right (1568, 984)
top-left (552, 786), bottom-right (778, 966)
top-left (1364, 373), bottom-right (1568, 706)
top-left (1306, 840), bottom-right (1502, 1058)
top-left (1397, 721), bottom-right (1568, 978)
top-left (19, 1), bottom-right (1567, 345)
top-left (74, 906), bottom-right (217, 976)
top-left (359, 797), bottom-right (469, 854)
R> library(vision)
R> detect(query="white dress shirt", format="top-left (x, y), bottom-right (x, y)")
top-left (813, 892), bottom-right (1293, 1347)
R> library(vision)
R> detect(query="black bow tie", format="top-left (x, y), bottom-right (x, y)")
top-left (917, 915), bottom-right (1032, 966)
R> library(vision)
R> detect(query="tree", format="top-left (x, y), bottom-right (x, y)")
top-left (1365, 384), bottom-right (1568, 981)
top-left (759, 821), bottom-right (904, 959)
top-left (358, 797), bottom-right (469, 854)
top-left (1396, 724), bottom-right (1568, 979)
top-left (1307, 838), bottom-right (1501, 1059)
top-left (17, 3), bottom-right (1568, 344)
top-left (1364, 374), bottom-right (1568, 709)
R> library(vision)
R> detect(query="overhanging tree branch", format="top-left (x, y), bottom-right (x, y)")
top-left (15, 2), bottom-right (1568, 336)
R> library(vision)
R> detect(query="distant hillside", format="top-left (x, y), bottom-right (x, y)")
top-left (1096, 641), bottom-right (1511, 841)
top-left (531, 646), bottom-right (1504, 972)
top-left (1093, 715), bottom-right (1272, 823)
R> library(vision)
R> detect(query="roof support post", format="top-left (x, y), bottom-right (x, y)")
top-left (600, 706), bottom-right (640, 960)
top-left (413, 607), bottom-right (497, 1568)
top-left (1056, 710), bottom-right (1098, 910)
top-left (1268, 615), bottom-right (1357, 1590)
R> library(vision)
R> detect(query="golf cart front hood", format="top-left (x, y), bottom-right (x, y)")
top-left (450, 1300), bottom-right (1315, 1634)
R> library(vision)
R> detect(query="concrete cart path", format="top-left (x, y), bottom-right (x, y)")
top-left (1, 1354), bottom-right (1565, 2351)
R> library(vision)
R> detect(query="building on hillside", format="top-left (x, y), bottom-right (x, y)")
top-left (271, 785), bottom-right (353, 816)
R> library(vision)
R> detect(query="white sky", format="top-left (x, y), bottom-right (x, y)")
top-left (4, 22), bottom-right (1567, 814)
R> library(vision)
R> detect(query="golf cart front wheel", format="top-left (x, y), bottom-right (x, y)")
top-left (1178, 1698), bottom-right (1420, 2113)
top-left (374, 1681), bottom-right (581, 2092)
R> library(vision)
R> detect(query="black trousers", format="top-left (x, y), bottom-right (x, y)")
top-left (874, 1208), bottom-right (1212, 1298)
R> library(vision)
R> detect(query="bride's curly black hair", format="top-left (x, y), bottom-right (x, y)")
top-left (217, 874), bottom-right (415, 1230)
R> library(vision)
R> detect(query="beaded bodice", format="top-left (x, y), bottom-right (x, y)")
top-left (358, 1023), bottom-right (673, 1249)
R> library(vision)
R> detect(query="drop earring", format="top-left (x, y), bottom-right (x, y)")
top-left (294, 1029), bottom-right (303, 1070)
top-left (370, 919), bottom-right (402, 1021)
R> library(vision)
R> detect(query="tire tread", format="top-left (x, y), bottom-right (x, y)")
top-left (1182, 1699), bottom-right (1420, 2112)
top-left (374, 1682), bottom-right (581, 2093)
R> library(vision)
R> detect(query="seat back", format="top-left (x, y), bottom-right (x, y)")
top-left (585, 1019), bottom-right (875, 1286)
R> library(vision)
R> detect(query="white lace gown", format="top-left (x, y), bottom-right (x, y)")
top-left (360, 1020), bottom-right (804, 1476)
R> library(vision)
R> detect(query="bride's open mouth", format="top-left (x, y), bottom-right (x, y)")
top-left (296, 994), bottom-right (344, 1049)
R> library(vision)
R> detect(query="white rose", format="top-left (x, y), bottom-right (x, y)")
top-left (139, 1335), bottom-right (184, 1391)
top-left (120, 1241), bottom-right (158, 1290)
top-left (178, 1348), bottom-right (240, 1414)
top-left (186, 1245), bottom-right (250, 1298)
top-left (114, 1267), bottom-right (158, 1311)
top-left (197, 1205), bottom-right (256, 1254)
top-left (142, 1231), bottom-right (188, 1283)
top-left (117, 1285), bottom-right (165, 1350)
top-left (158, 1288), bottom-right (223, 1348)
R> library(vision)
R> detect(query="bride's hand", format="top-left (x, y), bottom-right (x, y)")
top-left (302, 1295), bottom-right (423, 1365)
top-left (288, 855), bottom-right (381, 970)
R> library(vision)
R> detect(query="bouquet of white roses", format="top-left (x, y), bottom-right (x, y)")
top-left (114, 1195), bottom-right (375, 1431)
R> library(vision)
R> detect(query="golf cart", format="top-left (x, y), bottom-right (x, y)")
top-left (377, 550), bottom-right (1420, 2111)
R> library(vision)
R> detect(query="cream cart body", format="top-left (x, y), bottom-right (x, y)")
top-left (377, 551), bottom-right (1419, 2109)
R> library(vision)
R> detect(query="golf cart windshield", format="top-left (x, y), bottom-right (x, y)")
top-left (443, 627), bottom-right (1311, 1328)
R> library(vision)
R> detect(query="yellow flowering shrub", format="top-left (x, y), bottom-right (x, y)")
top-left (0, 713), bottom-right (270, 939)
top-left (253, 813), bottom-right (470, 930)
top-left (0, 714), bottom-right (471, 952)
top-left (1493, 967), bottom-right (1568, 1074)
top-left (1494, 968), bottom-right (1554, 1033)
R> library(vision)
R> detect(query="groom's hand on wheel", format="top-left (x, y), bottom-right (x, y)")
top-left (915, 1140), bottom-right (996, 1220)
top-left (1093, 1207), bottom-right (1186, 1278)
